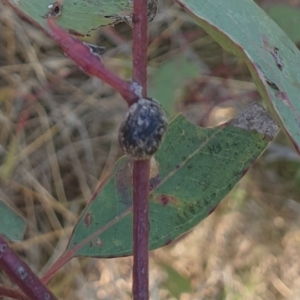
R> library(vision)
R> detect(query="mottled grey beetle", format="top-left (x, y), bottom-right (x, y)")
top-left (119, 98), bottom-right (168, 159)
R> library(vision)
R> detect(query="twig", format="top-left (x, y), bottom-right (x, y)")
top-left (132, 0), bottom-right (149, 97)
top-left (46, 18), bottom-right (138, 106)
top-left (0, 235), bottom-right (58, 300)
top-left (132, 159), bottom-right (150, 300)
top-left (131, 0), bottom-right (150, 298)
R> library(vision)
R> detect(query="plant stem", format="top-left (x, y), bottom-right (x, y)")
top-left (46, 18), bottom-right (138, 106)
top-left (132, 0), bottom-right (149, 97)
top-left (40, 251), bottom-right (72, 285)
top-left (0, 235), bottom-right (58, 300)
top-left (131, 0), bottom-right (150, 298)
top-left (132, 159), bottom-right (150, 300)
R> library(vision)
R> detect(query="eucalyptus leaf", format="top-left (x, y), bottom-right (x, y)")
top-left (0, 199), bottom-right (26, 241)
top-left (66, 103), bottom-right (278, 258)
top-left (176, 0), bottom-right (300, 152)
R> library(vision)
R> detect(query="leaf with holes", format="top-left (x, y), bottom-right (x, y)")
top-left (175, 0), bottom-right (300, 153)
top-left (8, 0), bottom-right (159, 35)
top-left (8, 0), bottom-right (133, 35)
top-left (0, 199), bottom-right (26, 241)
top-left (64, 103), bottom-right (278, 258)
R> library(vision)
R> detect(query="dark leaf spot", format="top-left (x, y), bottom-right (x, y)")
top-left (155, 194), bottom-right (179, 206)
top-left (262, 37), bottom-right (284, 70)
top-left (266, 79), bottom-right (279, 91)
top-left (67, 29), bottom-right (86, 37)
top-left (160, 195), bottom-right (169, 206)
top-left (84, 213), bottom-right (93, 228)
top-left (276, 91), bottom-right (292, 107)
top-left (272, 47), bottom-right (284, 71)
top-left (44, 2), bottom-right (63, 18)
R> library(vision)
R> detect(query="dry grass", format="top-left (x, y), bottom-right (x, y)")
top-left (1, 0), bottom-right (300, 299)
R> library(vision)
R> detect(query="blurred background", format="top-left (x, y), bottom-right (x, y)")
top-left (1, 0), bottom-right (300, 299)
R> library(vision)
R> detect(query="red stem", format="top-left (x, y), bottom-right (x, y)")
top-left (40, 251), bottom-right (72, 285)
top-left (132, 160), bottom-right (150, 300)
top-left (9, 3), bottom-right (151, 299)
top-left (0, 235), bottom-right (58, 300)
top-left (132, 0), bottom-right (148, 97)
top-left (46, 18), bottom-right (138, 106)
top-left (131, 0), bottom-right (150, 299)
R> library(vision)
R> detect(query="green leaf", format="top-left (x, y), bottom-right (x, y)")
top-left (267, 5), bottom-right (300, 43)
top-left (0, 199), bottom-right (26, 241)
top-left (66, 103), bottom-right (278, 258)
top-left (8, 0), bottom-right (133, 34)
top-left (175, 0), bottom-right (300, 152)
top-left (149, 55), bottom-right (199, 118)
